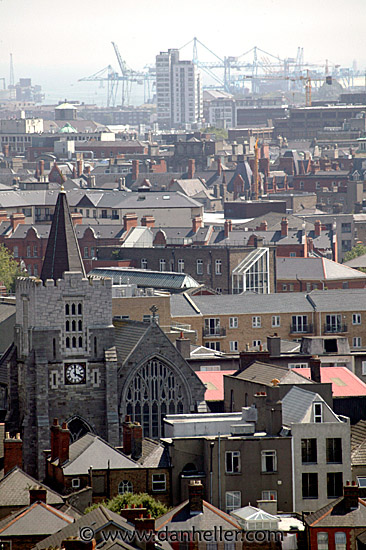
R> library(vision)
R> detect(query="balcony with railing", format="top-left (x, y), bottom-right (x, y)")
top-left (324, 324), bottom-right (348, 334)
top-left (203, 326), bottom-right (226, 338)
top-left (290, 324), bottom-right (314, 334)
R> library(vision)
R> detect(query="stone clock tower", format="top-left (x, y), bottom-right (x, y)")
top-left (7, 188), bottom-right (119, 478)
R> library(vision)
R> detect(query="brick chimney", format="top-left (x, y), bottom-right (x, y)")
top-left (217, 158), bottom-right (222, 176)
top-left (76, 159), bottom-right (83, 178)
top-left (310, 355), bottom-right (321, 383)
top-left (120, 504), bottom-right (147, 524)
top-left (0, 211), bottom-right (8, 223)
top-left (132, 160), bottom-right (139, 181)
top-left (176, 333), bottom-right (191, 359)
top-left (122, 416), bottom-right (142, 460)
top-left (51, 418), bottom-right (61, 462)
top-left (188, 159), bottom-right (195, 179)
top-left (192, 216), bottom-right (203, 234)
top-left (224, 219), bottom-right (232, 238)
top-left (257, 221), bottom-right (268, 231)
top-left (188, 480), bottom-right (204, 515)
top-left (39, 160), bottom-right (44, 176)
top-left (122, 415), bottom-right (133, 455)
top-left (84, 165), bottom-right (91, 176)
top-left (123, 213), bottom-right (138, 232)
top-left (343, 481), bottom-right (359, 510)
top-left (59, 422), bottom-right (70, 465)
top-left (4, 432), bottom-right (23, 474)
top-left (281, 217), bottom-right (288, 237)
top-left (71, 212), bottom-right (83, 226)
top-left (134, 515), bottom-right (155, 549)
top-left (10, 213), bottom-right (25, 232)
top-left (29, 487), bottom-right (47, 505)
top-left (141, 215), bottom-right (155, 228)
top-left (314, 220), bottom-right (322, 237)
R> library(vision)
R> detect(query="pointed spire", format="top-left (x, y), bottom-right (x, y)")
top-left (40, 190), bottom-right (86, 282)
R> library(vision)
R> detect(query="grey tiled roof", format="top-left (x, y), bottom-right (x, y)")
top-left (155, 500), bottom-right (240, 532)
top-left (281, 386), bottom-right (321, 425)
top-left (277, 257), bottom-right (366, 280)
top-left (0, 502), bottom-right (73, 536)
top-left (113, 320), bottom-right (150, 363)
top-left (135, 438), bottom-right (170, 468)
top-left (232, 361), bottom-right (312, 387)
top-left (351, 420), bottom-right (366, 452)
top-left (0, 466), bottom-right (64, 507)
top-left (305, 497), bottom-right (366, 527)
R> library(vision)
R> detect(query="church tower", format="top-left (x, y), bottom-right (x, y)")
top-left (9, 188), bottom-right (119, 478)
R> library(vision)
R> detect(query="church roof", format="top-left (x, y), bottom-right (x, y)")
top-left (40, 189), bottom-right (86, 282)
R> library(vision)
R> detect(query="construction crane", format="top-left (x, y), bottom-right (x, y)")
top-left (79, 65), bottom-right (120, 107)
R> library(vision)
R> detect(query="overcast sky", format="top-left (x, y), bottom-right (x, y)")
top-left (0, 0), bottom-right (364, 105)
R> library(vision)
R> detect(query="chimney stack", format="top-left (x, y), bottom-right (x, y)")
top-left (280, 217), bottom-right (288, 237)
top-left (343, 481), bottom-right (359, 510)
top-left (123, 213), bottom-right (138, 232)
top-left (39, 160), bottom-right (44, 176)
top-left (71, 212), bottom-right (83, 226)
top-left (122, 416), bottom-right (142, 460)
top-left (4, 432), bottom-right (23, 474)
top-left (188, 159), bottom-right (195, 179)
top-left (176, 332), bottom-right (191, 359)
top-left (310, 355), bottom-right (321, 383)
top-left (188, 480), bottom-right (203, 515)
top-left (267, 335), bottom-right (281, 357)
top-left (217, 158), bottom-right (222, 176)
top-left (314, 220), bottom-right (322, 237)
top-left (29, 487), bottom-right (47, 505)
top-left (76, 159), bottom-right (83, 178)
top-left (58, 422), bottom-right (70, 465)
top-left (192, 215), bottom-right (203, 234)
top-left (224, 219), bottom-right (232, 238)
top-left (50, 418), bottom-right (61, 462)
top-left (141, 215), bottom-right (155, 228)
top-left (10, 213), bottom-right (25, 232)
top-left (0, 211), bottom-right (8, 223)
top-left (62, 540), bottom-right (96, 550)
top-left (132, 160), bottom-right (139, 181)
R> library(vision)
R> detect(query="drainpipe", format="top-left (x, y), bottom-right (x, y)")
top-left (218, 433), bottom-right (221, 510)
top-left (210, 441), bottom-right (214, 504)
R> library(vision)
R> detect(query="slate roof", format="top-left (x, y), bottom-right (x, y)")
top-left (281, 386), bottom-right (327, 425)
top-left (292, 366), bottom-right (366, 397)
top-left (40, 189), bottom-right (86, 282)
top-left (128, 173), bottom-right (182, 191)
top-left (0, 502), bottom-right (73, 536)
top-left (0, 466), bottom-right (64, 508)
top-left (237, 212), bottom-right (315, 231)
top-left (231, 361), bottom-right (313, 387)
top-left (61, 433), bottom-right (139, 475)
top-left (113, 319), bottom-right (150, 363)
top-left (33, 505), bottom-right (135, 550)
top-left (155, 500), bottom-right (241, 532)
top-left (0, 302), bottom-right (16, 324)
top-left (277, 257), bottom-right (366, 281)
top-left (304, 497), bottom-right (366, 527)
top-left (90, 267), bottom-right (200, 291)
top-left (345, 254), bottom-right (366, 269)
top-left (352, 420), bottom-right (366, 452)
top-left (196, 370), bottom-right (235, 401)
top-left (134, 438), bottom-right (170, 468)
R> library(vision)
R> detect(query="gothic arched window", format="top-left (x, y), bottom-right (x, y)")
top-left (118, 480), bottom-right (133, 494)
top-left (124, 358), bottom-right (186, 439)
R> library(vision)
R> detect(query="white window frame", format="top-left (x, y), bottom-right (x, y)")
top-left (334, 532), bottom-right (346, 550)
top-left (225, 490), bottom-right (241, 513)
top-left (289, 362), bottom-right (308, 369)
top-left (152, 473), bottom-right (166, 492)
top-left (225, 451), bottom-right (241, 473)
top-left (196, 259), bottom-right (203, 275)
top-left (159, 259), bottom-right (166, 272)
top-left (272, 315), bottom-right (280, 327)
top-left (215, 259), bottom-right (222, 275)
top-left (141, 258), bottom-right (147, 269)
top-left (261, 450), bottom-right (277, 473)
top-left (229, 317), bottom-right (238, 329)
top-left (230, 341), bottom-right (238, 352)
top-left (313, 402), bottom-right (323, 423)
top-left (253, 340), bottom-right (261, 348)
top-left (261, 490), bottom-right (277, 501)
top-left (362, 361), bottom-right (366, 375)
top-left (252, 316), bottom-right (261, 328)
top-left (353, 313), bottom-right (361, 325)
top-left (177, 259), bottom-right (184, 273)
top-left (71, 478), bottom-right (80, 489)
top-left (317, 532), bottom-right (328, 550)
top-left (118, 480), bottom-right (133, 494)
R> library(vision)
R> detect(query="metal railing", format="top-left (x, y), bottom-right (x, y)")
top-left (324, 324), bottom-right (348, 333)
top-left (290, 324), bottom-right (314, 334)
top-left (203, 326), bottom-right (226, 338)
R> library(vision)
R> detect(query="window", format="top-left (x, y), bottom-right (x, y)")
top-left (204, 318), bottom-right (222, 337)
top-left (33, 265), bottom-right (38, 276)
top-left (302, 439), bottom-right (317, 463)
top-left (118, 480), bottom-right (133, 494)
top-left (335, 532), bottom-right (346, 550)
top-left (262, 490), bottom-right (277, 501)
top-left (317, 532), bottom-right (328, 550)
top-left (141, 258), bottom-right (147, 269)
top-left (177, 259), bottom-right (184, 273)
top-left (226, 451), bottom-right (241, 473)
top-left (33, 245), bottom-right (38, 257)
top-left (327, 472), bottom-right (343, 498)
top-left (13, 246), bottom-right (18, 258)
top-left (229, 317), bottom-right (238, 329)
top-left (205, 342), bottom-right (221, 351)
top-left (326, 438), bottom-right (342, 463)
top-left (272, 316), bottom-right (280, 327)
top-left (353, 313), bottom-right (361, 325)
top-left (225, 491), bottom-right (241, 513)
top-left (289, 362), bottom-right (308, 369)
top-left (159, 259), bottom-right (166, 272)
top-left (26, 245), bottom-right (31, 257)
top-left (101, 209), bottom-right (108, 218)
top-left (353, 337), bottom-right (362, 348)
top-left (358, 477), bottom-right (366, 487)
top-left (314, 403), bottom-right (323, 423)
top-left (215, 259), bottom-right (222, 275)
top-left (290, 252), bottom-right (296, 257)
top-left (261, 450), bottom-right (277, 473)
top-left (341, 223), bottom-right (351, 233)
top-left (230, 341), bottom-right (238, 352)
top-left (196, 259), bottom-right (203, 275)
top-left (71, 478), bottom-right (80, 489)
top-left (325, 314), bottom-right (343, 333)
top-left (302, 473), bottom-right (318, 498)
top-left (252, 316), bottom-right (261, 328)
top-left (291, 315), bottom-right (308, 333)
top-left (253, 340), bottom-right (261, 348)
top-left (216, 288), bottom-right (222, 294)
top-left (152, 473), bottom-right (166, 492)
top-left (282, 284), bottom-right (287, 291)
top-left (84, 247), bottom-right (89, 258)
top-left (342, 240), bottom-right (352, 252)
top-left (362, 361), bottom-right (366, 375)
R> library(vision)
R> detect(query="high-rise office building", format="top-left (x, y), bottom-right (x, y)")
top-left (156, 49), bottom-right (202, 129)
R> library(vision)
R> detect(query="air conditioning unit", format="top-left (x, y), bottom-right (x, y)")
top-left (230, 423), bottom-right (255, 436)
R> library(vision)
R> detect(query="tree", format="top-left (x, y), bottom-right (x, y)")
top-left (0, 245), bottom-right (27, 292)
top-left (344, 243), bottom-right (366, 263)
top-left (200, 126), bottom-right (228, 140)
top-left (85, 492), bottom-right (169, 518)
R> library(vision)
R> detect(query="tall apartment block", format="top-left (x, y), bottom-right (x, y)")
top-left (156, 49), bottom-right (203, 129)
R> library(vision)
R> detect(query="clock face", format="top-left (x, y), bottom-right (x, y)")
top-left (65, 363), bottom-right (86, 385)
